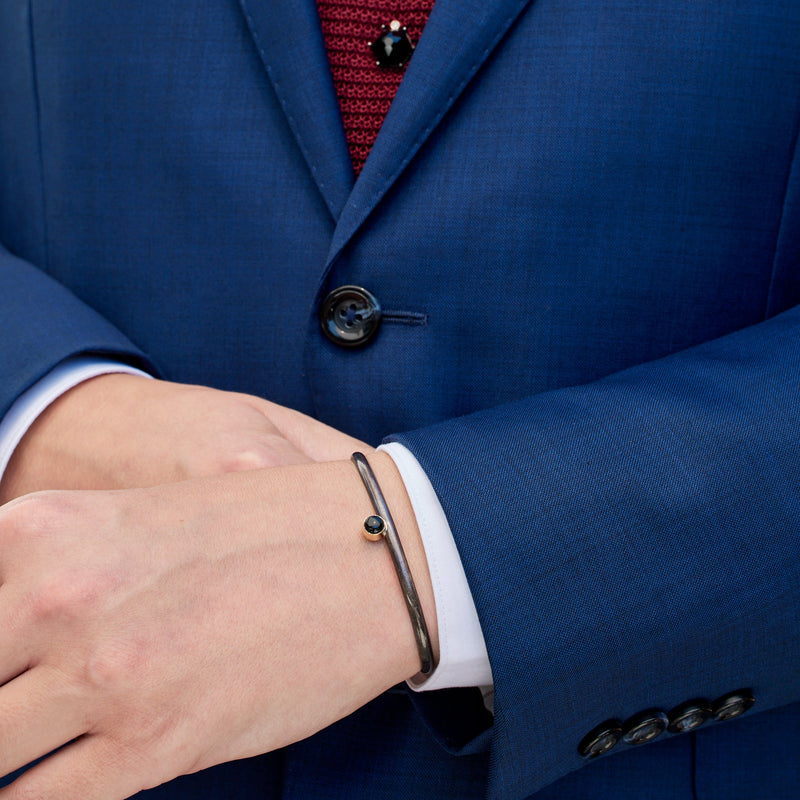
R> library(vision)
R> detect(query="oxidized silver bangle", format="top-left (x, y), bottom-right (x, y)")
top-left (351, 452), bottom-right (434, 678)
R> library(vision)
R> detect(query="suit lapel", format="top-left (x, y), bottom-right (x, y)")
top-left (238, 0), bottom-right (534, 257)
top-left (327, 0), bottom-right (535, 266)
top-left (238, 0), bottom-right (354, 220)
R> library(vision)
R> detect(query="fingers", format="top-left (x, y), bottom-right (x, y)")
top-left (0, 734), bottom-right (158, 800)
top-left (0, 666), bottom-right (88, 782)
top-left (258, 400), bottom-right (369, 462)
top-left (221, 436), bottom-right (313, 471)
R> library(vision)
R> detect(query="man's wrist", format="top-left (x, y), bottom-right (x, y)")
top-left (241, 455), bottom-right (438, 693)
top-left (357, 450), bottom-right (440, 675)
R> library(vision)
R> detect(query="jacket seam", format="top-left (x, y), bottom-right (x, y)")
top-left (27, 0), bottom-right (50, 271)
top-left (763, 104), bottom-right (800, 319)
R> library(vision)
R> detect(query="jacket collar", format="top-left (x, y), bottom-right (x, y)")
top-left (239, 0), bottom-right (534, 263)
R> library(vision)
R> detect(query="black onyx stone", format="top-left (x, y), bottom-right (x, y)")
top-left (364, 515), bottom-right (385, 535)
top-left (370, 24), bottom-right (414, 68)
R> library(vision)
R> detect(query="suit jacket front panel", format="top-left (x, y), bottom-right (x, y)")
top-left (0, 1), bottom-right (799, 798)
top-left (0, 0), bottom-right (794, 425)
top-left (308, 0), bottom-right (799, 436)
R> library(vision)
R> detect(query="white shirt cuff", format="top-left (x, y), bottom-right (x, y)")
top-left (380, 442), bottom-right (493, 692)
top-left (0, 357), bottom-right (152, 481)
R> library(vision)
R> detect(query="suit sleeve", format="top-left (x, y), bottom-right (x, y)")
top-left (390, 298), bottom-right (800, 798)
top-left (0, 242), bottom-right (156, 419)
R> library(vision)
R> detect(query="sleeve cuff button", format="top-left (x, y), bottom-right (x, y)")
top-left (622, 710), bottom-right (669, 746)
top-left (577, 721), bottom-right (623, 759)
top-left (668, 700), bottom-right (712, 733)
top-left (712, 690), bottom-right (755, 722)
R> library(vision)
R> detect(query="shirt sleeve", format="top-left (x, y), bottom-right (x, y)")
top-left (380, 441), bottom-right (493, 692)
top-left (0, 357), bottom-right (152, 481)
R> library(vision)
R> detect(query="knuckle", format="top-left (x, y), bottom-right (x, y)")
top-left (2, 491), bottom-right (54, 532)
top-left (83, 639), bottom-right (145, 694)
top-left (2, 490), bottom-right (81, 538)
top-left (219, 447), bottom-right (277, 472)
top-left (29, 571), bottom-right (100, 622)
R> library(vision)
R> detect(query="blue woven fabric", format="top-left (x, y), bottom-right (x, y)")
top-left (1, 1), bottom-right (799, 797)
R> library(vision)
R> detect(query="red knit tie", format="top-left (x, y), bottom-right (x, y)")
top-left (317, 0), bottom-right (436, 175)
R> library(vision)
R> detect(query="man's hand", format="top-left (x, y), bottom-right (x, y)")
top-left (0, 374), bottom-right (365, 503)
top-left (0, 453), bottom-right (438, 799)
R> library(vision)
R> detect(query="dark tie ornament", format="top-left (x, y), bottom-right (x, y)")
top-left (369, 20), bottom-right (414, 68)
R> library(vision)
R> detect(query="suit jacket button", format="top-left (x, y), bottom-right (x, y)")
top-left (577, 720), bottom-right (623, 759)
top-left (712, 690), bottom-right (755, 722)
top-left (668, 700), bottom-right (712, 733)
top-left (319, 285), bottom-right (382, 347)
top-left (622, 710), bottom-right (669, 745)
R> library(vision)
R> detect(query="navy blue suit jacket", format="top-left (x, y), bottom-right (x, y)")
top-left (1, 1), bottom-right (799, 797)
